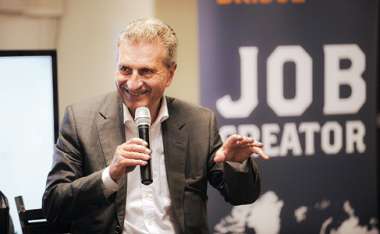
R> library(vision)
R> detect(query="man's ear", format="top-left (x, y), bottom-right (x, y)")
top-left (166, 63), bottom-right (177, 86)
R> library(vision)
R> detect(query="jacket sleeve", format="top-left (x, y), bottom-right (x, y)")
top-left (207, 112), bottom-right (261, 205)
top-left (42, 106), bottom-right (110, 225)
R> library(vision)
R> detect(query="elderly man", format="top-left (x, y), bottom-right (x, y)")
top-left (43, 18), bottom-right (268, 234)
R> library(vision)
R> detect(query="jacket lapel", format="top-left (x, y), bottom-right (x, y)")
top-left (162, 97), bottom-right (187, 232)
top-left (96, 92), bottom-right (126, 227)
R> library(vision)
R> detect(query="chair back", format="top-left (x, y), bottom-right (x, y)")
top-left (0, 191), bottom-right (12, 234)
top-left (14, 196), bottom-right (69, 234)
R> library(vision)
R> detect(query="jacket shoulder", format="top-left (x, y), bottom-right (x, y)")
top-left (67, 92), bottom-right (120, 116)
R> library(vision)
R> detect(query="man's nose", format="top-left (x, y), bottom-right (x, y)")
top-left (126, 74), bottom-right (143, 91)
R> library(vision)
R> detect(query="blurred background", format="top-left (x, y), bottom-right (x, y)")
top-left (0, 0), bottom-right (198, 119)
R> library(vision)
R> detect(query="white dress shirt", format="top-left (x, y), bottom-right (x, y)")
top-left (102, 97), bottom-right (176, 234)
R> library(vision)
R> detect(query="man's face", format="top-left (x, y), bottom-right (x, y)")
top-left (116, 40), bottom-right (175, 118)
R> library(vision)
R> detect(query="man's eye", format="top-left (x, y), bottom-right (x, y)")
top-left (119, 66), bottom-right (132, 75)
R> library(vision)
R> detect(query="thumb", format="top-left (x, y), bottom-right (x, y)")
top-left (213, 147), bottom-right (226, 163)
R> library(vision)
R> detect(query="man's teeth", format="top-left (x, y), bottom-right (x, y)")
top-left (122, 86), bottom-right (147, 96)
top-left (125, 90), bottom-right (145, 96)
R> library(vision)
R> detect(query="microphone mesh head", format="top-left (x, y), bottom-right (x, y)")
top-left (134, 107), bottom-right (151, 126)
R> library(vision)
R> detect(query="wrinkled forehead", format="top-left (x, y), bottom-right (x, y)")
top-left (117, 40), bottom-right (168, 66)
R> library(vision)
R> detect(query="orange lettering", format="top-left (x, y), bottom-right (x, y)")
top-left (217, 0), bottom-right (303, 5)
top-left (217, 0), bottom-right (233, 5)
top-left (234, 0), bottom-right (252, 3)
top-left (259, 0), bottom-right (272, 4)
top-left (292, 0), bottom-right (305, 3)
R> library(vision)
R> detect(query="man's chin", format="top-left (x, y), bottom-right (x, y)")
top-left (121, 93), bottom-right (146, 105)
top-left (124, 100), bottom-right (149, 112)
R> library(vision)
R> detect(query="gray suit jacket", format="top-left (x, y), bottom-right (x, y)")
top-left (43, 92), bottom-right (261, 234)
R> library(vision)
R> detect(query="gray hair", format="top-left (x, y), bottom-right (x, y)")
top-left (118, 18), bottom-right (178, 67)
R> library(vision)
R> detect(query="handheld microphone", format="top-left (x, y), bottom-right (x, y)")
top-left (134, 107), bottom-right (152, 185)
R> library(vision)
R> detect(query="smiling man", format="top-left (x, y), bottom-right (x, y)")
top-left (43, 18), bottom-right (268, 234)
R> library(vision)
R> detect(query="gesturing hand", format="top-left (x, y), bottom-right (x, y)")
top-left (109, 138), bottom-right (151, 182)
top-left (214, 134), bottom-right (269, 163)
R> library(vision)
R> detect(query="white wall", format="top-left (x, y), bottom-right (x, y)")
top-left (0, 0), bottom-right (61, 49)
top-left (155, 0), bottom-right (199, 105)
top-left (57, 0), bottom-right (154, 118)
top-left (0, 0), bottom-right (199, 119)
top-left (0, 0), bottom-right (155, 119)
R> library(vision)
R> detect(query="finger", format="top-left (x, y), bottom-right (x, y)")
top-left (229, 150), bottom-right (254, 163)
top-left (121, 144), bottom-right (151, 154)
top-left (214, 156), bottom-right (223, 163)
top-left (225, 134), bottom-right (244, 146)
top-left (238, 137), bottom-right (264, 147)
top-left (252, 147), bottom-right (270, 160)
top-left (119, 150), bottom-right (151, 161)
top-left (119, 158), bottom-right (148, 167)
top-left (213, 148), bottom-right (226, 163)
top-left (236, 137), bottom-right (254, 145)
top-left (254, 139), bottom-right (264, 147)
top-left (125, 138), bottom-right (148, 146)
top-left (248, 142), bottom-right (264, 148)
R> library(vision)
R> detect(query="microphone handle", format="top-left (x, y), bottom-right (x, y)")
top-left (138, 125), bottom-right (152, 185)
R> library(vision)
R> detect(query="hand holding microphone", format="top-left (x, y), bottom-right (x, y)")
top-left (109, 107), bottom-right (152, 184)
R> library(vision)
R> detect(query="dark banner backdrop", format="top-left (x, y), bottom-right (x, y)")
top-left (198, 0), bottom-right (378, 233)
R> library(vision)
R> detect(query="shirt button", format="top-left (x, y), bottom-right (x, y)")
top-left (115, 225), bottom-right (121, 234)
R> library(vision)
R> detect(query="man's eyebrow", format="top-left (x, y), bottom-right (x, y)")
top-left (139, 66), bottom-right (156, 71)
top-left (118, 64), bottom-right (129, 70)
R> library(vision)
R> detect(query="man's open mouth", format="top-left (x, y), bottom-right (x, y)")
top-left (122, 86), bottom-right (149, 97)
